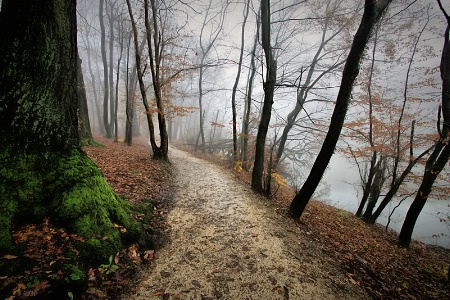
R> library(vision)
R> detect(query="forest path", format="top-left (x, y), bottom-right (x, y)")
top-left (129, 147), bottom-right (368, 300)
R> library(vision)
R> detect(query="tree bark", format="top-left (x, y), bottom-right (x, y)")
top-left (195, 0), bottom-right (227, 154)
top-left (124, 32), bottom-right (135, 145)
top-left (124, 34), bottom-right (146, 146)
top-left (251, 0), bottom-right (277, 194)
top-left (356, 24), bottom-right (379, 218)
top-left (231, 0), bottom-right (250, 161)
top-left (275, 0), bottom-right (348, 165)
top-left (356, 151), bottom-right (377, 217)
top-left (290, 0), bottom-right (392, 218)
top-left (144, 0), bottom-right (169, 160)
top-left (399, 142), bottom-right (450, 247)
top-left (81, 30), bottom-right (103, 134)
top-left (125, 0), bottom-right (159, 158)
top-left (77, 53), bottom-right (94, 146)
top-left (241, 13), bottom-right (260, 170)
top-left (99, 0), bottom-right (113, 138)
top-left (197, 62), bottom-right (206, 153)
top-left (0, 0), bottom-right (144, 258)
top-left (399, 6), bottom-right (450, 246)
top-left (368, 122), bottom-right (433, 224)
top-left (108, 0), bottom-right (116, 137)
top-left (362, 157), bottom-right (386, 221)
top-left (114, 19), bottom-right (124, 143)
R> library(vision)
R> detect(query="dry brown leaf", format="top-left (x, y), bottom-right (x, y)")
top-left (2, 254), bottom-right (18, 260)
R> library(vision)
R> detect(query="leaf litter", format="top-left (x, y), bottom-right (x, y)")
top-left (3, 137), bottom-right (448, 299)
top-left (0, 136), bottom-right (174, 299)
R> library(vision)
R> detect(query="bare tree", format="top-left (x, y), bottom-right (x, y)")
top-left (275, 0), bottom-right (355, 167)
top-left (355, 23), bottom-right (380, 217)
top-left (126, 0), bottom-right (159, 157)
top-left (195, 0), bottom-right (228, 153)
top-left (290, 0), bottom-right (393, 219)
top-left (124, 33), bottom-right (146, 145)
top-left (143, 0), bottom-right (169, 160)
top-left (77, 0), bottom-right (104, 134)
top-left (251, 0), bottom-right (277, 194)
top-left (240, 10), bottom-right (261, 170)
top-left (399, 0), bottom-right (450, 247)
top-left (99, 0), bottom-right (113, 138)
top-left (107, 0), bottom-right (118, 137)
top-left (230, 0), bottom-right (250, 161)
top-left (114, 4), bottom-right (125, 143)
top-left (77, 53), bottom-right (94, 145)
top-left (362, 15), bottom-right (434, 223)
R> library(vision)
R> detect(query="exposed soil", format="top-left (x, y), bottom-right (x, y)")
top-left (126, 147), bottom-right (369, 300)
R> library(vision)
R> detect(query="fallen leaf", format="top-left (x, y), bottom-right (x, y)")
top-left (349, 277), bottom-right (359, 285)
top-left (3, 254), bottom-right (18, 260)
top-left (13, 283), bottom-right (26, 295)
top-left (153, 291), bottom-right (165, 296)
top-left (144, 250), bottom-right (155, 260)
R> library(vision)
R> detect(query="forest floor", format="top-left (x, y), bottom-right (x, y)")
top-left (1, 137), bottom-right (449, 299)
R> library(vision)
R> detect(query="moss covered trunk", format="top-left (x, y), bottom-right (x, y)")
top-left (0, 0), bottom-right (144, 260)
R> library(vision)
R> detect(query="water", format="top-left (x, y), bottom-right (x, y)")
top-left (322, 156), bottom-right (450, 249)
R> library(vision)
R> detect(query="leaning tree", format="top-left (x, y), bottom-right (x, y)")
top-left (399, 0), bottom-right (450, 247)
top-left (0, 0), bottom-right (145, 260)
top-left (290, 0), bottom-right (393, 218)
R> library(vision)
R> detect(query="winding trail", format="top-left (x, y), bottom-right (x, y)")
top-left (129, 147), bottom-right (368, 300)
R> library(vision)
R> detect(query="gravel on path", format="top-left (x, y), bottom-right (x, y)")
top-left (128, 147), bottom-right (369, 300)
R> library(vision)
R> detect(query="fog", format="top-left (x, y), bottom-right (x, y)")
top-left (324, 155), bottom-right (450, 248)
top-left (73, 0), bottom-right (449, 248)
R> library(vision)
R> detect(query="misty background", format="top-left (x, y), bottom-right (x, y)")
top-left (73, 0), bottom-right (449, 247)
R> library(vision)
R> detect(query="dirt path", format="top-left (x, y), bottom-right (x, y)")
top-left (128, 147), bottom-right (368, 300)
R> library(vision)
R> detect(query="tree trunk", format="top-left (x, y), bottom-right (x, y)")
top-left (276, 0), bottom-right (332, 165)
top-left (231, 0), bottom-right (250, 161)
top-left (124, 33), bottom-right (134, 145)
top-left (369, 123), bottom-right (433, 224)
top-left (290, 0), bottom-right (392, 218)
top-left (145, 0), bottom-right (169, 161)
top-left (114, 28), bottom-right (124, 143)
top-left (356, 27), bottom-right (378, 218)
top-left (241, 14), bottom-right (260, 170)
top-left (77, 53), bottom-right (94, 146)
top-left (195, 0), bottom-right (227, 154)
top-left (0, 0), bottom-right (144, 259)
top-left (251, 0), bottom-right (277, 194)
top-left (362, 157), bottom-right (386, 222)
top-left (99, 0), bottom-right (112, 138)
top-left (125, 0), bottom-right (159, 158)
top-left (356, 151), bottom-right (377, 217)
top-left (124, 34), bottom-right (146, 146)
top-left (83, 34), bottom-right (104, 134)
top-left (399, 142), bottom-right (450, 247)
top-left (399, 4), bottom-right (450, 247)
top-left (209, 110), bottom-right (220, 153)
top-left (108, 1), bottom-right (116, 137)
top-left (197, 63), bottom-right (206, 153)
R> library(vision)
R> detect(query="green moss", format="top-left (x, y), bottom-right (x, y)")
top-left (0, 198), bottom-right (16, 250)
top-left (0, 148), bottom-right (145, 261)
top-left (80, 137), bottom-right (105, 147)
top-left (63, 263), bottom-right (88, 295)
top-left (63, 263), bottom-right (86, 282)
top-left (51, 149), bottom-right (145, 261)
